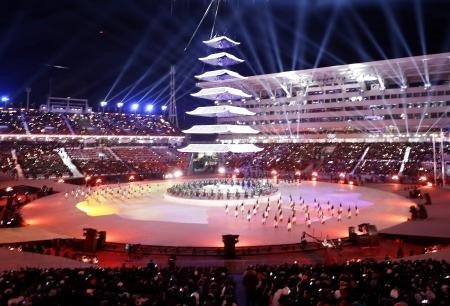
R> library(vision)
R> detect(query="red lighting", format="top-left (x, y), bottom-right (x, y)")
top-left (418, 175), bottom-right (427, 182)
top-left (129, 175), bottom-right (135, 181)
top-left (295, 170), bottom-right (301, 176)
top-left (426, 182), bottom-right (433, 187)
top-left (348, 181), bottom-right (354, 185)
top-left (339, 172), bottom-right (345, 178)
top-left (57, 178), bottom-right (64, 183)
top-left (312, 177), bottom-right (317, 182)
top-left (271, 169), bottom-right (277, 175)
top-left (85, 175), bottom-right (91, 181)
top-left (312, 171), bottom-right (318, 177)
top-left (392, 175), bottom-right (399, 181)
top-left (96, 178), bottom-right (102, 184)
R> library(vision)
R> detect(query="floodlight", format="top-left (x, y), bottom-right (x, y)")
top-left (130, 103), bottom-right (139, 111)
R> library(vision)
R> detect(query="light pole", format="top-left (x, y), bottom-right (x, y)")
top-left (26, 88), bottom-right (31, 110)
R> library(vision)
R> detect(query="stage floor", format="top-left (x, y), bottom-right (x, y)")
top-left (22, 180), bottom-right (413, 247)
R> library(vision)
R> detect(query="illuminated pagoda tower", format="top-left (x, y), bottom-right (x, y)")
top-left (179, 36), bottom-right (262, 154)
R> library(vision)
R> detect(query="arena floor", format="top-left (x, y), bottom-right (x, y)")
top-left (21, 179), bottom-right (414, 247)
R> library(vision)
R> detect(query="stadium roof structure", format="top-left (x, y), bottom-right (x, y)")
top-left (178, 143), bottom-right (263, 153)
top-left (202, 36), bottom-right (240, 49)
top-left (196, 52), bottom-right (450, 93)
top-left (182, 124), bottom-right (259, 134)
top-left (186, 105), bottom-right (255, 117)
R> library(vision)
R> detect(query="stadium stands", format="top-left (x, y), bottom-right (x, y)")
top-left (0, 109), bottom-right (182, 136)
top-left (0, 144), bottom-right (16, 175)
top-left (15, 143), bottom-right (71, 179)
top-left (0, 110), bottom-right (25, 134)
top-left (25, 110), bottom-right (71, 135)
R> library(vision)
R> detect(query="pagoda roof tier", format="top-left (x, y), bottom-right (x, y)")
top-left (178, 143), bottom-right (263, 153)
top-left (191, 87), bottom-right (251, 101)
top-left (183, 124), bottom-right (259, 134)
top-left (186, 105), bottom-right (255, 117)
top-left (199, 52), bottom-right (244, 67)
top-left (203, 36), bottom-right (240, 49)
top-left (195, 69), bottom-right (246, 82)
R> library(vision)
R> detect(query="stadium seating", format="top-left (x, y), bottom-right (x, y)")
top-left (15, 143), bottom-right (71, 178)
top-left (0, 109), bottom-right (25, 134)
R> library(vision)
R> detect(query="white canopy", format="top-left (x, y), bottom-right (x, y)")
top-left (195, 69), bottom-right (246, 82)
top-left (186, 105), bottom-right (255, 117)
top-left (183, 124), bottom-right (259, 134)
top-left (178, 143), bottom-right (263, 153)
top-left (191, 87), bottom-right (251, 101)
top-left (199, 52), bottom-right (244, 67)
top-left (203, 36), bottom-right (240, 49)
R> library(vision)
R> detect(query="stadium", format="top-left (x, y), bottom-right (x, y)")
top-left (1, 1), bottom-right (450, 305)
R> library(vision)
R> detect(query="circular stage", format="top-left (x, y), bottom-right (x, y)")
top-left (22, 180), bottom-right (414, 247)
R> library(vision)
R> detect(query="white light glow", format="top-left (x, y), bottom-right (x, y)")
top-left (131, 103), bottom-right (139, 111)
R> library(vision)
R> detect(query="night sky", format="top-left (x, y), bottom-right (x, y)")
top-left (1, 0), bottom-right (449, 127)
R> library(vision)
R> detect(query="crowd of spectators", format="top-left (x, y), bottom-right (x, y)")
top-left (98, 113), bottom-right (181, 136)
top-left (15, 143), bottom-right (71, 179)
top-left (65, 147), bottom-right (131, 176)
top-left (222, 142), bottom-right (442, 181)
top-left (0, 137), bottom-right (447, 182)
top-left (25, 110), bottom-right (71, 134)
top-left (112, 147), bottom-right (173, 178)
top-left (243, 259), bottom-right (450, 306)
top-left (403, 143), bottom-right (435, 178)
top-left (65, 113), bottom-right (109, 135)
top-left (65, 112), bottom-right (181, 136)
top-left (0, 110), bottom-right (25, 134)
top-left (0, 145), bottom-right (16, 175)
top-left (223, 144), bottom-right (326, 174)
top-left (353, 143), bottom-right (408, 175)
top-left (0, 109), bottom-right (182, 136)
top-left (0, 264), bottom-right (236, 306)
top-left (319, 143), bottom-right (367, 175)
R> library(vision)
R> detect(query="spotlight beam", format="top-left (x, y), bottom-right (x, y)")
top-left (291, 4), bottom-right (306, 70)
top-left (103, 21), bottom-right (156, 102)
top-left (414, 0), bottom-right (427, 55)
top-left (313, 4), bottom-right (339, 68)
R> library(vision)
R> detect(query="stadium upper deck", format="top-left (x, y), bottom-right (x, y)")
top-left (0, 109), bottom-right (184, 143)
top-left (197, 52), bottom-right (450, 142)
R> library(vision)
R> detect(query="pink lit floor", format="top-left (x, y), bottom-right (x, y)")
top-left (21, 179), bottom-right (416, 247)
